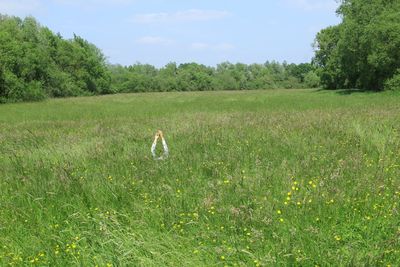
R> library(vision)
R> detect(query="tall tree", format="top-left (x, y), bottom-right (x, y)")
top-left (314, 0), bottom-right (400, 90)
top-left (0, 14), bottom-right (111, 102)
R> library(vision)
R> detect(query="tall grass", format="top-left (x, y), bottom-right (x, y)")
top-left (1, 89), bottom-right (399, 266)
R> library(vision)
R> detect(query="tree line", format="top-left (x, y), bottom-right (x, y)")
top-left (0, 15), bottom-right (112, 103)
top-left (313, 0), bottom-right (400, 91)
top-left (108, 61), bottom-right (320, 93)
top-left (0, 15), bottom-right (319, 103)
top-left (2, 1), bottom-right (400, 103)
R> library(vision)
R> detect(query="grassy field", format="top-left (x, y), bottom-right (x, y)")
top-left (0, 89), bottom-right (399, 266)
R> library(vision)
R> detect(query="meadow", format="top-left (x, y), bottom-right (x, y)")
top-left (0, 89), bottom-right (399, 266)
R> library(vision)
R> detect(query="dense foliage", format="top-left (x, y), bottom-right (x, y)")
top-left (0, 14), bottom-right (319, 103)
top-left (3, 1), bottom-right (400, 102)
top-left (313, 0), bottom-right (400, 91)
top-left (0, 15), bottom-right (111, 103)
top-left (109, 62), bottom-right (319, 93)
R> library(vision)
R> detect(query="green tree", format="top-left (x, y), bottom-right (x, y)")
top-left (0, 14), bottom-right (111, 102)
top-left (314, 0), bottom-right (400, 90)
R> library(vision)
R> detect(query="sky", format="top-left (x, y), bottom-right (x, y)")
top-left (0, 0), bottom-right (341, 67)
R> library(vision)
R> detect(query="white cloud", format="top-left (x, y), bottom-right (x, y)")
top-left (215, 43), bottom-right (235, 51)
top-left (0, 0), bottom-right (41, 15)
top-left (191, 42), bottom-right (235, 52)
top-left (133, 9), bottom-right (231, 24)
top-left (191, 42), bottom-right (211, 50)
top-left (52, 0), bottom-right (136, 8)
top-left (53, 0), bottom-right (135, 4)
top-left (136, 36), bottom-right (174, 45)
top-left (284, 0), bottom-right (338, 11)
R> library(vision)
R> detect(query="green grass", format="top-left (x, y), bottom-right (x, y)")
top-left (1, 89), bottom-right (399, 266)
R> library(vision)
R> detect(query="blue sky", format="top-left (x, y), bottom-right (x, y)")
top-left (0, 0), bottom-right (341, 67)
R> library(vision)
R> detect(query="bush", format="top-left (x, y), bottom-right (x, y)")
top-left (384, 70), bottom-right (400, 91)
top-left (304, 70), bottom-right (321, 88)
top-left (281, 76), bottom-right (302, 89)
top-left (3, 70), bottom-right (25, 102)
top-left (22, 81), bottom-right (47, 102)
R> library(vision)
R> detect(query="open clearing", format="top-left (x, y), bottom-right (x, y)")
top-left (1, 89), bottom-right (400, 266)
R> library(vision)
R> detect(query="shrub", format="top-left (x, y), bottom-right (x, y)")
top-left (22, 81), bottom-right (47, 101)
top-left (384, 70), bottom-right (400, 91)
top-left (304, 70), bottom-right (321, 88)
